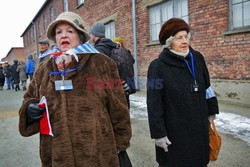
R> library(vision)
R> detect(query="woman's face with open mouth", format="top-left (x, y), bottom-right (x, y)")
top-left (55, 22), bottom-right (81, 53)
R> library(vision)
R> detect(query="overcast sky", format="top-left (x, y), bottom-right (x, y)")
top-left (0, 0), bottom-right (46, 60)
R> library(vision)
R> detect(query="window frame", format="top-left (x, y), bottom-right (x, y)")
top-left (43, 15), bottom-right (47, 33)
top-left (64, 0), bottom-right (69, 12)
top-left (78, 0), bottom-right (85, 6)
top-left (37, 20), bottom-right (40, 36)
top-left (229, 0), bottom-right (250, 30)
top-left (105, 21), bottom-right (116, 40)
top-left (148, 0), bottom-right (189, 43)
top-left (50, 7), bottom-right (55, 22)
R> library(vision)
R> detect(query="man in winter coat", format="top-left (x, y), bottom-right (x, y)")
top-left (89, 23), bottom-right (134, 108)
top-left (34, 40), bottom-right (52, 71)
top-left (147, 18), bottom-right (219, 167)
top-left (38, 40), bottom-right (51, 63)
top-left (89, 22), bottom-right (117, 57)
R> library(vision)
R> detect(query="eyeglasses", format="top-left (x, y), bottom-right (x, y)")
top-left (174, 33), bottom-right (191, 43)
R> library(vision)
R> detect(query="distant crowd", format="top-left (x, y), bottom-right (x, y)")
top-left (0, 55), bottom-right (35, 91)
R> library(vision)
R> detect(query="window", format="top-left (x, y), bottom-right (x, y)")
top-left (78, 0), bottom-right (85, 6)
top-left (43, 15), bottom-right (47, 32)
top-left (105, 21), bottom-right (115, 40)
top-left (149, 0), bottom-right (188, 42)
top-left (176, 0), bottom-right (188, 22)
top-left (33, 25), bottom-right (36, 42)
top-left (230, 0), bottom-right (250, 29)
top-left (50, 7), bottom-right (55, 21)
top-left (64, 0), bottom-right (69, 12)
top-left (25, 35), bottom-right (28, 47)
top-left (37, 20), bottom-right (40, 36)
top-left (27, 32), bottom-right (30, 45)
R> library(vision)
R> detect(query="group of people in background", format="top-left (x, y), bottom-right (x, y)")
top-left (0, 55), bottom-right (35, 91)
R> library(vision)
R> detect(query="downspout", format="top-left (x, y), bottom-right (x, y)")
top-left (31, 21), bottom-right (39, 59)
top-left (132, 0), bottom-right (138, 89)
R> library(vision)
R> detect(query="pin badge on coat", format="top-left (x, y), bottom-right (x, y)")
top-left (191, 84), bottom-right (199, 92)
top-left (55, 80), bottom-right (73, 90)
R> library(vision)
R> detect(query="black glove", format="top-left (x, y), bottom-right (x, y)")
top-left (26, 103), bottom-right (45, 125)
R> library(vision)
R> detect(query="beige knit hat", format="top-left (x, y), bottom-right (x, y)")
top-left (47, 12), bottom-right (90, 42)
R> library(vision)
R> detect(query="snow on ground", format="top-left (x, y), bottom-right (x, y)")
top-left (129, 94), bottom-right (250, 145)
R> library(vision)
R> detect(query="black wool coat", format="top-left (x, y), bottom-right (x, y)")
top-left (94, 38), bottom-right (117, 57)
top-left (147, 47), bottom-right (219, 167)
top-left (11, 63), bottom-right (20, 84)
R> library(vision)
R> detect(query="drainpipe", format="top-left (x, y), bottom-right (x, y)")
top-left (31, 21), bottom-right (39, 59)
top-left (132, 0), bottom-right (138, 89)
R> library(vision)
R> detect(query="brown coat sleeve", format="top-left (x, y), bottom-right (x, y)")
top-left (104, 59), bottom-right (132, 151)
top-left (19, 65), bottom-right (44, 137)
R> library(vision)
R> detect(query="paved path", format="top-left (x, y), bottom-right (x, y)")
top-left (0, 89), bottom-right (250, 167)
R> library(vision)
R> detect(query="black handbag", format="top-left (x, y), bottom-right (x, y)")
top-left (118, 151), bottom-right (132, 167)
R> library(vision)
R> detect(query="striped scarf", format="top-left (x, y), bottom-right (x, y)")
top-left (39, 49), bottom-right (53, 59)
top-left (49, 42), bottom-right (99, 71)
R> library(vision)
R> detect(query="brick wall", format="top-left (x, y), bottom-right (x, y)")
top-left (1, 48), bottom-right (25, 65)
top-left (19, 0), bottom-right (250, 106)
top-left (190, 0), bottom-right (250, 80)
top-left (21, 0), bottom-right (250, 80)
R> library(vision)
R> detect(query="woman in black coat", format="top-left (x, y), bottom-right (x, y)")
top-left (147, 18), bottom-right (219, 167)
top-left (11, 60), bottom-right (20, 91)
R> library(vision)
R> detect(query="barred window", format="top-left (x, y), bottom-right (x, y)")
top-left (50, 7), bottom-right (55, 21)
top-left (230, 0), bottom-right (250, 29)
top-left (149, 0), bottom-right (188, 42)
top-left (64, 0), bottom-right (69, 12)
top-left (43, 15), bottom-right (47, 32)
top-left (105, 21), bottom-right (115, 40)
top-left (78, 0), bottom-right (85, 6)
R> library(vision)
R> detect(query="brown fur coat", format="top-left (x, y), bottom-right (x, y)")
top-left (19, 53), bottom-right (131, 167)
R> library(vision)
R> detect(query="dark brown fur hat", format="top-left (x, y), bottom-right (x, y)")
top-left (159, 18), bottom-right (190, 45)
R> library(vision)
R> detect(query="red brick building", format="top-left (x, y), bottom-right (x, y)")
top-left (1, 47), bottom-right (25, 65)
top-left (20, 0), bottom-right (250, 106)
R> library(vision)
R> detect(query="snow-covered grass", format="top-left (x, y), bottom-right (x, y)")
top-left (130, 94), bottom-right (250, 145)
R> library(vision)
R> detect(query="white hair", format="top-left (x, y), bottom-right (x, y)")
top-left (162, 32), bottom-right (192, 49)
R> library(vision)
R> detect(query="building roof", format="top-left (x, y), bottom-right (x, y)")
top-left (5, 47), bottom-right (24, 58)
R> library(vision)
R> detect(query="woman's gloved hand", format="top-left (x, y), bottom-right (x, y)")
top-left (155, 136), bottom-right (172, 152)
top-left (26, 103), bottom-right (45, 124)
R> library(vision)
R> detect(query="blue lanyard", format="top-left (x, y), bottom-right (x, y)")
top-left (184, 52), bottom-right (197, 84)
top-left (50, 65), bottom-right (84, 76)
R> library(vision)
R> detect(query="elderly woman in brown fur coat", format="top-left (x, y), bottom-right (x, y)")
top-left (19, 12), bottom-right (131, 167)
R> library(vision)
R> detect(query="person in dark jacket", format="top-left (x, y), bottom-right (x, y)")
top-left (89, 23), bottom-right (134, 109)
top-left (89, 22), bottom-right (117, 57)
top-left (147, 18), bottom-right (219, 167)
top-left (3, 62), bottom-right (14, 90)
top-left (11, 60), bottom-right (20, 91)
top-left (0, 64), bottom-right (5, 90)
top-left (26, 54), bottom-right (35, 80)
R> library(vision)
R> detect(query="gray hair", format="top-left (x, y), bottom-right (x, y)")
top-left (162, 32), bottom-right (191, 49)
